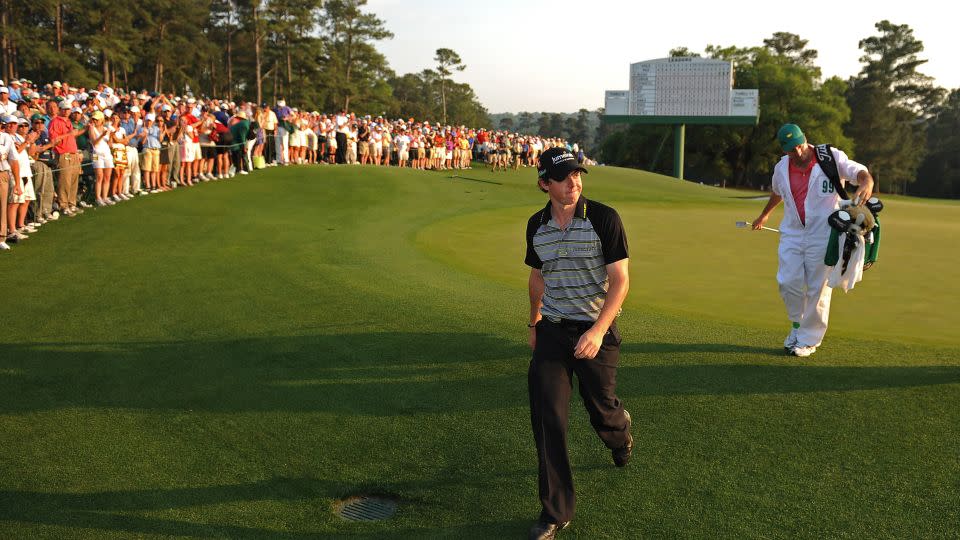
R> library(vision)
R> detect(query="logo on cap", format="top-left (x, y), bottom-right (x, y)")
top-left (552, 153), bottom-right (575, 165)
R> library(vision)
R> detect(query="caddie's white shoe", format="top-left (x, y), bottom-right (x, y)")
top-left (791, 345), bottom-right (817, 358)
top-left (784, 328), bottom-right (799, 351)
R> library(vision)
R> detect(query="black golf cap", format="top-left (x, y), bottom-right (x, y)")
top-left (538, 147), bottom-right (587, 181)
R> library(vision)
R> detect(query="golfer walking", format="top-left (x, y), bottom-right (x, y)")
top-left (752, 124), bottom-right (874, 357)
top-left (525, 147), bottom-right (633, 540)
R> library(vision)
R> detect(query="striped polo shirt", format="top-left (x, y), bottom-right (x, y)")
top-left (525, 197), bottom-right (629, 322)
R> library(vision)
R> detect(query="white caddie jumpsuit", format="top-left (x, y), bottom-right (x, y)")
top-left (771, 147), bottom-right (867, 347)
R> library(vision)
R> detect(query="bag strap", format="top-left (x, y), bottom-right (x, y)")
top-left (813, 144), bottom-right (850, 200)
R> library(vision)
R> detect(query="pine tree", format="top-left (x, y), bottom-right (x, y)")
top-left (434, 48), bottom-right (465, 125)
top-left (845, 20), bottom-right (945, 193)
top-left (319, 0), bottom-right (392, 112)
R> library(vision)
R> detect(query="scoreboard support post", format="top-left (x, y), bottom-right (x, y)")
top-left (603, 115), bottom-right (758, 179)
top-left (673, 124), bottom-right (685, 180)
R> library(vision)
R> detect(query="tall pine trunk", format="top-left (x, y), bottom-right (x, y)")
top-left (210, 60), bottom-right (217, 97)
top-left (56, 1), bottom-right (64, 78)
top-left (286, 42), bottom-right (292, 101)
top-left (273, 60), bottom-right (278, 103)
top-left (441, 78), bottom-right (447, 125)
top-left (226, 31), bottom-right (233, 101)
top-left (154, 24), bottom-right (165, 92)
top-left (344, 34), bottom-right (353, 111)
top-left (101, 19), bottom-right (110, 83)
top-left (1, 1), bottom-right (10, 82)
top-left (254, 4), bottom-right (262, 105)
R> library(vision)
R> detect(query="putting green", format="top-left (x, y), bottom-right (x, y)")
top-left (0, 164), bottom-right (957, 538)
top-left (418, 168), bottom-right (960, 346)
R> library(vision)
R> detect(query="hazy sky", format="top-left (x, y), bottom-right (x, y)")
top-left (367, 0), bottom-right (956, 113)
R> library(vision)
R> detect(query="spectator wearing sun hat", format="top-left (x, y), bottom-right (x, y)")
top-left (141, 113), bottom-right (162, 192)
top-left (25, 92), bottom-right (43, 118)
top-left (228, 110), bottom-right (250, 175)
top-left (27, 114), bottom-right (57, 222)
top-left (256, 104), bottom-right (277, 165)
top-left (69, 106), bottom-right (96, 207)
top-left (0, 115), bottom-right (21, 249)
top-left (120, 105), bottom-right (145, 196)
top-left (0, 87), bottom-right (15, 116)
top-left (87, 110), bottom-right (113, 206)
top-left (102, 86), bottom-right (119, 108)
top-left (158, 102), bottom-right (179, 189)
top-left (8, 118), bottom-right (38, 239)
top-left (7, 80), bottom-right (22, 103)
top-left (181, 99), bottom-right (202, 184)
top-left (274, 99), bottom-right (291, 165)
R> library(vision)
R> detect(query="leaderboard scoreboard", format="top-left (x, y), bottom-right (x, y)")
top-left (603, 57), bottom-right (759, 179)
top-left (605, 57), bottom-right (758, 120)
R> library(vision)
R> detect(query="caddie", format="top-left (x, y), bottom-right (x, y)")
top-left (752, 124), bottom-right (874, 357)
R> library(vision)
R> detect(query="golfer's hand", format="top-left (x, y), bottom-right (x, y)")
top-left (752, 215), bottom-right (769, 231)
top-left (574, 328), bottom-right (604, 360)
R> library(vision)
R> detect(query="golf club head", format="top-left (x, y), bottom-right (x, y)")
top-left (735, 221), bottom-right (751, 228)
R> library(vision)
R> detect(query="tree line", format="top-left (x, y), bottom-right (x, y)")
top-left (0, 0), bottom-right (490, 127)
top-left (598, 22), bottom-right (959, 199)
top-left (490, 110), bottom-right (600, 149)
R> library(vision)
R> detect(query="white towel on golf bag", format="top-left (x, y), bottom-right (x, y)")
top-left (828, 233), bottom-right (865, 292)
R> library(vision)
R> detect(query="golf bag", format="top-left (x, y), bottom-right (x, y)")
top-left (817, 144), bottom-right (882, 272)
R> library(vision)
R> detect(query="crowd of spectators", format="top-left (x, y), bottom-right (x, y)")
top-left (0, 78), bottom-right (587, 252)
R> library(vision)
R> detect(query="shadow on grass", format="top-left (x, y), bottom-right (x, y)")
top-left (0, 333), bottom-right (527, 415)
top-left (0, 476), bottom-right (530, 539)
top-left (448, 174), bottom-right (503, 186)
top-left (622, 342), bottom-right (778, 356)
top-left (0, 478), bottom-right (324, 539)
top-left (618, 363), bottom-right (960, 398)
top-left (3, 334), bottom-right (959, 537)
top-left (2, 333), bottom-right (959, 415)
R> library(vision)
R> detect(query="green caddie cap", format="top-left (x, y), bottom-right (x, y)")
top-left (777, 123), bottom-right (806, 151)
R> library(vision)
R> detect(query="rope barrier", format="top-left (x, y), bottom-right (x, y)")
top-left (34, 131), bottom-right (481, 174)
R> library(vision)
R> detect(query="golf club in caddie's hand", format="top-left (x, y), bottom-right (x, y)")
top-left (735, 221), bottom-right (780, 233)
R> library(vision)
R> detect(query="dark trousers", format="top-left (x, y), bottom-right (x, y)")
top-left (336, 131), bottom-right (347, 164)
top-left (528, 318), bottom-right (629, 524)
top-left (264, 130), bottom-right (276, 164)
top-left (231, 148), bottom-right (244, 172)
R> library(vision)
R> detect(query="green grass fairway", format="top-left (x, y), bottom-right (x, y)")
top-left (1, 164), bottom-right (958, 538)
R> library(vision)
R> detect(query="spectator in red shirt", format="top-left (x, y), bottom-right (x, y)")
top-left (47, 100), bottom-right (84, 217)
top-left (181, 105), bottom-right (202, 183)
